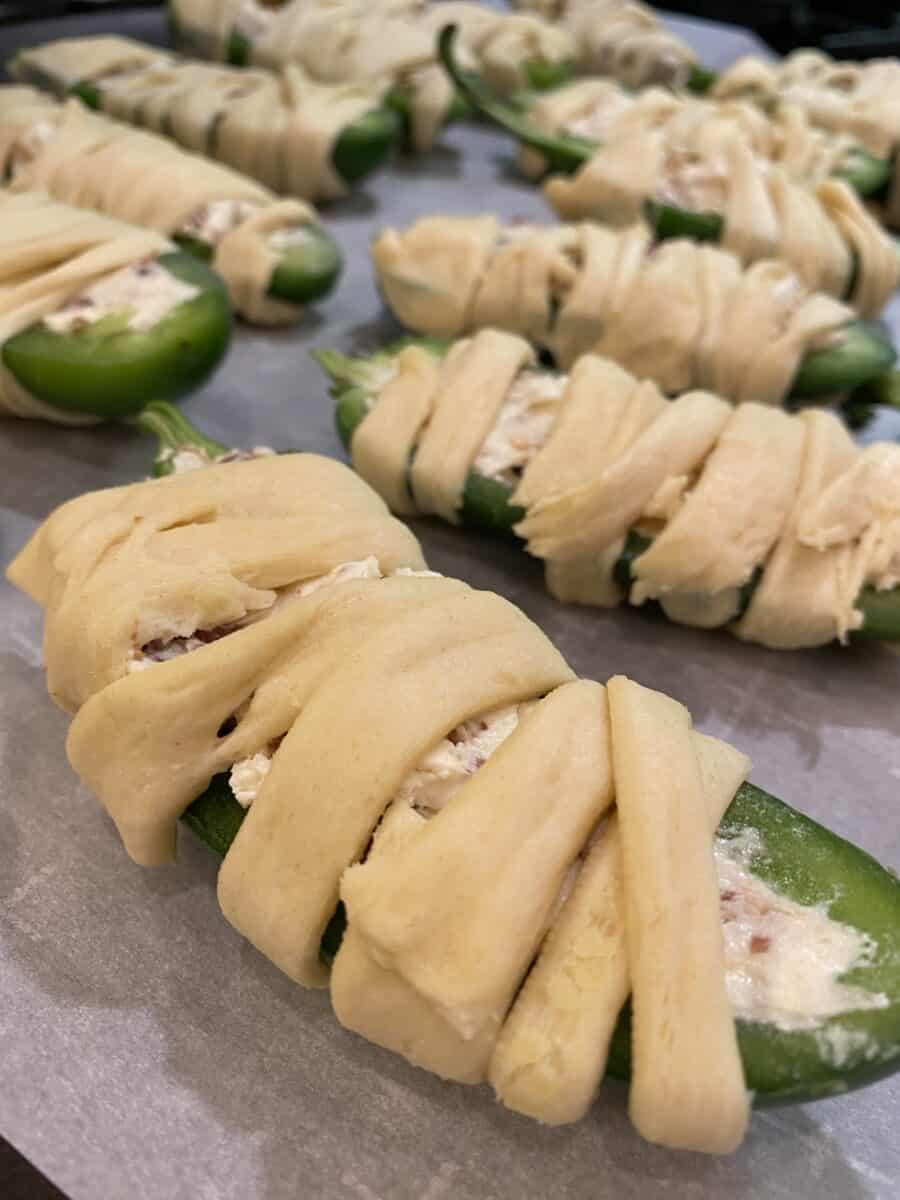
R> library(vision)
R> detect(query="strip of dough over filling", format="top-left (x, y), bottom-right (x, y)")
top-left (8, 451), bottom-right (753, 1152)
top-left (0, 189), bottom-right (171, 422)
top-left (11, 34), bottom-right (388, 201)
top-left (0, 86), bottom-right (320, 324)
top-left (348, 329), bottom-right (900, 648)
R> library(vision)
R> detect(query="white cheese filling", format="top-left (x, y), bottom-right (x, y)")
top-left (396, 704), bottom-right (532, 818)
top-left (716, 829), bottom-right (887, 1032)
top-left (163, 445), bottom-right (277, 475)
top-left (43, 260), bottom-right (199, 334)
top-left (177, 198), bottom-right (262, 247)
top-left (473, 369), bottom-right (566, 484)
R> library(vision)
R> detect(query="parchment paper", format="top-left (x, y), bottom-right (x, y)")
top-left (1, 7), bottom-right (899, 1199)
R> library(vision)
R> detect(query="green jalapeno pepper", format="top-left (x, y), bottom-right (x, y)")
top-left (131, 398), bottom-right (900, 1107)
top-left (318, 339), bottom-right (900, 642)
top-left (10, 49), bottom-right (402, 193)
top-left (438, 25), bottom-right (896, 219)
top-left (3, 251), bottom-right (231, 420)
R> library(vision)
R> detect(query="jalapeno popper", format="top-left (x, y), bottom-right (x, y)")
top-left (0, 190), bottom-right (230, 423)
top-left (439, 30), bottom-right (900, 307)
top-left (371, 216), bottom-right (899, 402)
top-left (709, 52), bottom-right (900, 226)
top-left (9, 36), bottom-right (400, 202)
top-left (168, 0), bottom-right (575, 152)
top-left (511, 0), bottom-right (700, 88)
top-left (7, 446), bottom-right (900, 1149)
top-left (319, 329), bottom-right (900, 649)
top-left (0, 88), bottom-right (340, 326)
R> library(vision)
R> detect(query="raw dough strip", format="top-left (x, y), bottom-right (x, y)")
top-left (513, 0), bottom-right (696, 87)
top-left (712, 49), bottom-right (900, 171)
top-left (350, 334), bottom-right (900, 648)
top-left (169, 1), bottom-right (576, 152)
top-left (9, 452), bottom-right (753, 1151)
top-left (11, 35), bottom-right (389, 201)
top-left (521, 79), bottom-right (856, 184)
top-left (0, 86), bottom-right (320, 324)
top-left (0, 189), bottom-right (170, 422)
top-left (546, 140), bottom-right (896, 314)
top-left (371, 216), bottom-right (856, 398)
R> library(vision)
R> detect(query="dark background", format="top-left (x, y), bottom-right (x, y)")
top-left (1, 1), bottom-right (900, 54)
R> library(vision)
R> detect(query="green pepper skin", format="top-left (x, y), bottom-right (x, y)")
top-left (522, 57), bottom-right (576, 93)
top-left (178, 766), bottom-right (900, 1103)
top-left (331, 107), bottom-right (403, 186)
top-left (790, 319), bottom-right (897, 398)
top-left (129, 398), bottom-right (900, 1098)
top-left (2, 252), bottom-right (232, 420)
top-left (323, 343), bottom-right (900, 640)
top-left (173, 226), bottom-right (343, 308)
top-left (11, 55), bottom-right (401, 192)
top-left (225, 29), bottom-right (251, 68)
top-left (437, 25), bottom-right (894, 203)
top-left (686, 64), bottom-right (718, 94)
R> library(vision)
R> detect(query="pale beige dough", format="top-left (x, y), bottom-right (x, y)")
top-left (9, 451), bottom-right (763, 1152)
top-left (371, 216), bottom-right (857, 396)
top-left (0, 87), bottom-right (321, 324)
top-left (352, 333), bottom-right (900, 648)
top-left (513, 0), bottom-right (696, 86)
top-left (11, 34), bottom-right (388, 202)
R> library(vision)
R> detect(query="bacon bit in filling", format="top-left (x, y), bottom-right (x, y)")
top-left (43, 259), bottom-right (199, 335)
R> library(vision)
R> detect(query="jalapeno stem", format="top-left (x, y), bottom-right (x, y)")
top-left (437, 24), bottom-right (893, 205)
top-left (132, 399), bottom-right (230, 476)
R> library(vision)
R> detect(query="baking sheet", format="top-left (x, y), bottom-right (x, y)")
top-left (2, 6), bottom-right (899, 1199)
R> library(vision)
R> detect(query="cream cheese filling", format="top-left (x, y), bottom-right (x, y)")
top-left (164, 445), bottom-right (278, 474)
top-left (42, 259), bottom-right (199, 334)
top-left (716, 829), bottom-right (888, 1032)
top-left (177, 197), bottom-right (262, 247)
top-left (473, 369), bottom-right (567, 485)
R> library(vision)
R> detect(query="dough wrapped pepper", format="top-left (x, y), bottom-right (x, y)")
top-left (0, 190), bottom-right (231, 423)
top-left (439, 28), bottom-right (900, 310)
top-left (319, 328), bottom-right (900, 649)
top-left (168, 0), bottom-right (575, 151)
top-left (710, 51), bottom-right (900, 228)
top-left (8, 35), bottom-right (400, 201)
top-left (511, 0), bottom-right (700, 88)
top-left (371, 215), bottom-right (898, 400)
top-left (0, 86), bottom-right (341, 325)
top-left (7, 445), bottom-right (900, 1147)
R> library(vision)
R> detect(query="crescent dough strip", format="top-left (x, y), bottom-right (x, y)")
top-left (169, 2), bottom-right (574, 151)
top-left (352, 336), bottom-right (900, 647)
top-left (0, 88), bottom-right (320, 324)
top-left (489, 730), bottom-right (750, 1125)
top-left (525, 79), bottom-right (856, 182)
top-left (337, 680), bottom-right (612, 1079)
top-left (513, 0), bottom-right (696, 87)
top-left (371, 217), bottom-right (856, 394)
top-left (547, 142), bottom-right (895, 310)
top-left (607, 676), bottom-right (750, 1154)
top-left (11, 35), bottom-right (388, 201)
top-left (410, 330), bottom-right (534, 523)
top-left (10, 452), bottom-right (758, 1152)
top-left (0, 189), bottom-right (170, 422)
top-left (713, 50), bottom-right (900, 169)
top-left (7, 453), bottom-right (425, 715)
